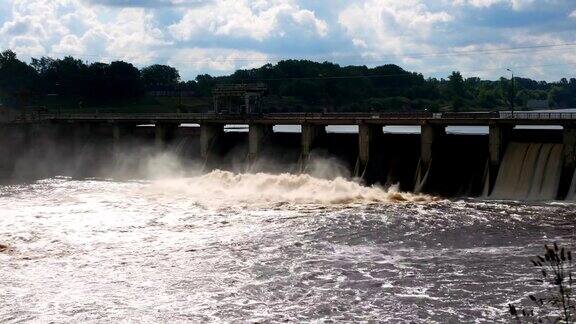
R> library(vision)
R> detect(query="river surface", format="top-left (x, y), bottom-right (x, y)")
top-left (1, 172), bottom-right (575, 323)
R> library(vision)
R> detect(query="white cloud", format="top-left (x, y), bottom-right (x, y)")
top-left (168, 47), bottom-right (269, 75)
top-left (338, 0), bottom-right (452, 57)
top-left (0, 0), bottom-right (574, 80)
top-left (86, 0), bottom-right (210, 8)
top-left (169, 0), bottom-right (328, 41)
top-left (451, 0), bottom-right (502, 8)
top-left (8, 35), bottom-right (45, 56)
top-left (103, 8), bottom-right (171, 64)
top-left (415, 31), bottom-right (576, 80)
top-left (51, 34), bottom-right (84, 55)
top-left (452, 0), bottom-right (549, 10)
top-left (0, 0), bottom-right (170, 65)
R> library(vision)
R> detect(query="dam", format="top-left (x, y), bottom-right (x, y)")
top-left (2, 110), bottom-right (576, 200)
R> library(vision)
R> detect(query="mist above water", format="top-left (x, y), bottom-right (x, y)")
top-left (93, 147), bottom-right (435, 207)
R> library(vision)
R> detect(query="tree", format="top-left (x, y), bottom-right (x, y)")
top-left (499, 77), bottom-right (521, 111)
top-left (5, 48), bottom-right (576, 112)
top-left (141, 64), bottom-right (180, 90)
top-left (0, 50), bottom-right (38, 107)
top-left (86, 62), bottom-right (110, 104)
top-left (548, 86), bottom-right (572, 108)
top-left (476, 87), bottom-right (500, 110)
top-left (448, 71), bottom-right (466, 111)
top-left (45, 56), bottom-right (89, 99)
top-left (107, 61), bottom-right (145, 101)
top-left (195, 74), bottom-right (216, 97)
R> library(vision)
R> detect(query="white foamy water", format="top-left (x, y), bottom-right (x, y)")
top-left (147, 170), bottom-right (436, 207)
top-left (1, 174), bottom-right (575, 323)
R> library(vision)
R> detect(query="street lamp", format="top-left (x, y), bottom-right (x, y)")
top-left (506, 68), bottom-right (515, 118)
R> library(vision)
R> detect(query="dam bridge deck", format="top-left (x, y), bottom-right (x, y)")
top-left (8, 111), bottom-right (576, 126)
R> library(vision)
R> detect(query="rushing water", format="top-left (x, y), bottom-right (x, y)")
top-left (491, 143), bottom-right (564, 201)
top-left (1, 172), bottom-right (575, 323)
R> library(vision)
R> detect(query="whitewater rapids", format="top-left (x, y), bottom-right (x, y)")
top-left (146, 170), bottom-right (436, 207)
top-left (0, 171), bottom-right (574, 323)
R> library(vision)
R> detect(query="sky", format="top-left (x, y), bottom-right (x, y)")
top-left (1, 0), bottom-right (576, 81)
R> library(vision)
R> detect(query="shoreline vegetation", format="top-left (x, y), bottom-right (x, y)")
top-left (1, 49), bottom-right (576, 114)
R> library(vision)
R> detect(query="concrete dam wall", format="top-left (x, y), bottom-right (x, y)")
top-left (0, 123), bottom-right (574, 201)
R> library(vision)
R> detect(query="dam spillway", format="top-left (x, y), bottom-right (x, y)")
top-left (490, 142), bottom-right (563, 200)
top-left (1, 111), bottom-right (576, 200)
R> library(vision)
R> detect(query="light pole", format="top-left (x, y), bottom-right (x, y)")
top-left (506, 68), bottom-right (515, 118)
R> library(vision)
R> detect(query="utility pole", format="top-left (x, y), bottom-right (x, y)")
top-left (507, 68), bottom-right (515, 118)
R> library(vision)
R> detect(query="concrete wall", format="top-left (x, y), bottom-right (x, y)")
top-left (2, 120), bottom-right (572, 200)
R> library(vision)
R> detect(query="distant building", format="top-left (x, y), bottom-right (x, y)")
top-left (213, 83), bottom-right (267, 114)
top-left (525, 99), bottom-right (549, 110)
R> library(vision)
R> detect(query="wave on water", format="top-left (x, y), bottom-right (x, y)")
top-left (146, 170), bottom-right (437, 206)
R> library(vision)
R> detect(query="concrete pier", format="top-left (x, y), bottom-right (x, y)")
top-left (415, 124), bottom-right (445, 192)
top-left (487, 124), bottom-right (512, 194)
top-left (155, 123), bottom-right (179, 148)
top-left (562, 126), bottom-right (576, 168)
top-left (248, 124), bottom-right (273, 164)
top-left (112, 123), bottom-right (136, 152)
top-left (200, 123), bottom-right (224, 161)
top-left (3, 124), bottom-right (29, 177)
top-left (22, 123), bottom-right (32, 148)
top-left (420, 124), bottom-right (445, 168)
top-left (300, 124), bottom-right (325, 170)
top-left (355, 124), bottom-right (383, 179)
top-left (0, 125), bottom-right (16, 176)
top-left (559, 125), bottom-right (576, 198)
top-left (27, 122), bottom-right (63, 154)
top-left (112, 124), bottom-right (123, 146)
top-left (72, 123), bottom-right (93, 154)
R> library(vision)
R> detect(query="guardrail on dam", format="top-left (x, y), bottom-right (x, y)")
top-left (3, 111), bottom-right (576, 199)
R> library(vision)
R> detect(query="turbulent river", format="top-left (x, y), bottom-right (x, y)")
top-left (1, 171), bottom-right (575, 323)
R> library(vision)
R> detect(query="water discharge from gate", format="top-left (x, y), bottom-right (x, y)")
top-left (490, 142), bottom-right (563, 200)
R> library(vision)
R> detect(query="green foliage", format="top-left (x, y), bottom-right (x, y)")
top-left (6, 53), bottom-right (145, 108)
top-left (366, 97), bottom-right (411, 112)
top-left (508, 243), bottom-right (574, 323)
top-left (549, 86), bottom-right (575, 108)
top-left (141, 64), bottom-right (180, 89)
top-left (447, 71), bottom-right (467, 112)
top-left (500, 77), bottom-right (515, 110)
top-left (1, 49), bottom-right (575, 112)
top-left (0, 50), bottom-right (38, 107)
top-left (476, 87), bottom-right (501, 109)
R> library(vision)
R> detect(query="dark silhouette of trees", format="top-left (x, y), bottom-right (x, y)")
top-left (0, 50), bottom-right (38, 107)
top-left (3, 52), bottom-right (145, 108)
top-left (194, 74), bottom-right (216, 97)
top-left (0, 48), bottom-right (575, 112)
top-left (448, 71), bottom-right (466, 111)
top-left (141, 64), bottom-right (180, 90)
top-left (106, 61), bottom-right (144, 101)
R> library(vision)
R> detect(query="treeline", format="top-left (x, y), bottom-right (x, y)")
top-left (0, 49), bottom-right (575, 112)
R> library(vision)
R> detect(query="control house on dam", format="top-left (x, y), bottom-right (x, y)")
top-left (1, 84), bottom-right (576, 201)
